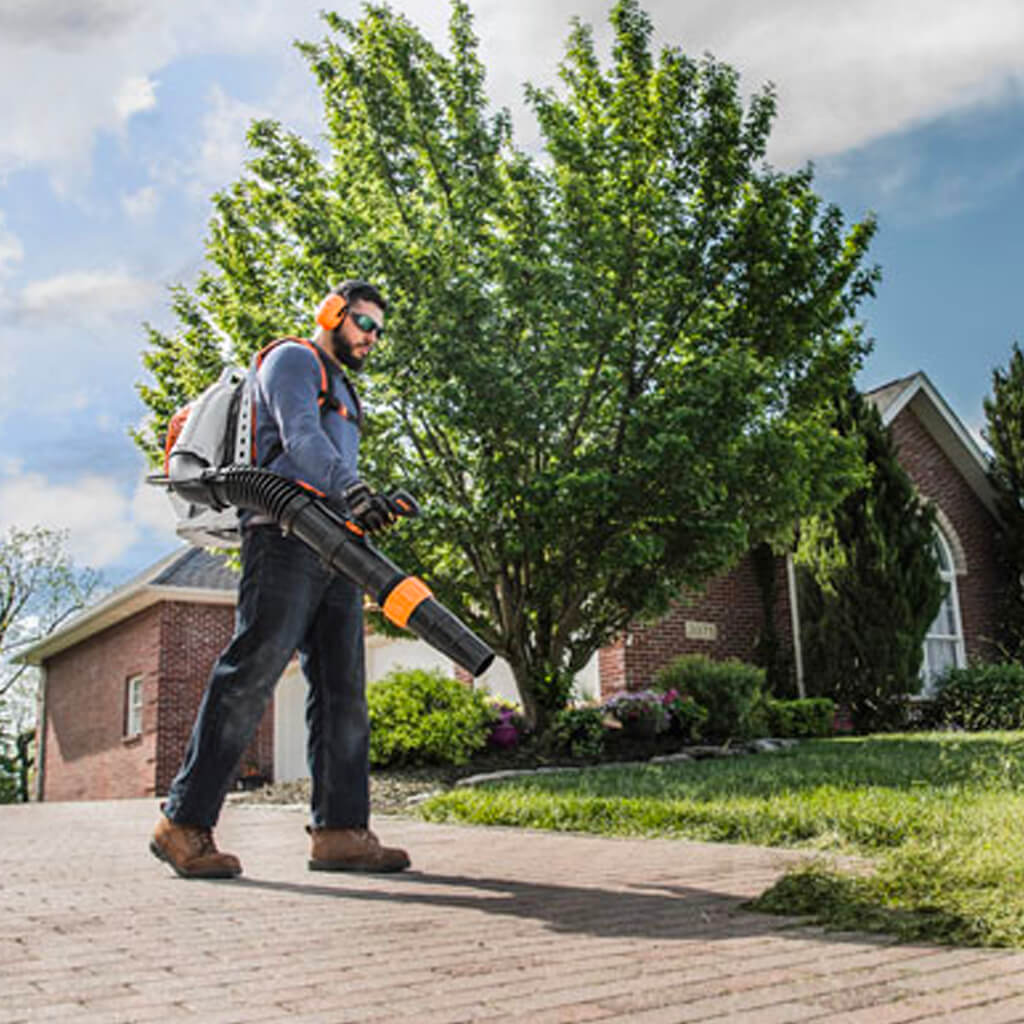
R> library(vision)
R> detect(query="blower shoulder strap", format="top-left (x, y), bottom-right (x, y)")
top-left (254, 337), bottom-right (362, 467)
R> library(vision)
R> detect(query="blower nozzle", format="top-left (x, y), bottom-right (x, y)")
top-left (168, 458), bottom-right (495, 677)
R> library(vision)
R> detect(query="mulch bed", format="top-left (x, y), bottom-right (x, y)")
top-left (233, 730), bottom-right (754, 815)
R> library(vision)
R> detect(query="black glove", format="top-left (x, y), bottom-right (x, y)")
top-left (342, 480), bottom-right (398, 534)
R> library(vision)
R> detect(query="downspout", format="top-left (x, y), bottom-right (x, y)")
top-left (34, 665), bottom-right (47, 801)
top-left (786, 552), bottom-right (806, 699)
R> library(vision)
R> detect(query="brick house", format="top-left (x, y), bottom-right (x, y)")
top-left (602, 371), bottom-right (1004, 696)
top-left (22, 548), bottom-right (258, 803)
top-left (23, 370), bottom-right (1006, 800)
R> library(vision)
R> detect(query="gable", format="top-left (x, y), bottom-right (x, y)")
top-left (889, 405), bottom-right (998, 539)
top-left (865, 371), bottom-right (998, 520)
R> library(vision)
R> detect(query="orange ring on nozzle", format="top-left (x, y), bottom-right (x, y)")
top-left (382, 576), bottom-right (433, 628)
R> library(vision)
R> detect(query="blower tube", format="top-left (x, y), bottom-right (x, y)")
top-left (168, 461), bottom-right (495, 677)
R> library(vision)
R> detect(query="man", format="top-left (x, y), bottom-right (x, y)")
top-left (151, 279), bottom-right (410, 879)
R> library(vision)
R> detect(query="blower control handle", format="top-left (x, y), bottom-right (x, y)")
top-left (387, 489), bottom-right (420, 519)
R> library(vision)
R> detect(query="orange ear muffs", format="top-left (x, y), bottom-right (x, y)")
top-left (316, 293), bottom-right (347, 331)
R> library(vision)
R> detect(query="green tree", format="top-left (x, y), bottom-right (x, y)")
top-left (0, 526), bottom-right (100, 802)
top-left (796, 389), bottom-right (945, 732)
top-left (982, 342), bottom-right (1024, 658)
top-left (134, 1), bottom-right (878, 728)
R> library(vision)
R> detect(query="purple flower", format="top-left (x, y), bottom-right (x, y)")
top-left (602, 689), bottom-right (669, 729)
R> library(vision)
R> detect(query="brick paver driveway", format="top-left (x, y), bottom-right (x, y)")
top-left (4, 799), bottom-right (1024, 1022)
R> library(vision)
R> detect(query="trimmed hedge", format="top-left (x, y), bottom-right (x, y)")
top-left (763, 697), bottom-right (835, 738)
top-left (367, 668), bottom-right (492, 767)
top-left (931, 662), bottom-right (1024, 731)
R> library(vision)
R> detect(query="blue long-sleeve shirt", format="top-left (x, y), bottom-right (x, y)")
top-left (251, 339), bottom-right (361, 502)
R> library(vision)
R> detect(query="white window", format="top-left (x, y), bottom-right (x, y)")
top-left (125, 675), bottom-right (144, 738)
top-left (921, 530), bottom-right (965, 695)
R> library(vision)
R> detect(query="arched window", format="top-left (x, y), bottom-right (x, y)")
top-left (921, 528), bottom-right (966, 693)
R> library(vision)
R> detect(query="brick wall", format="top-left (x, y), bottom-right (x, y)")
top-left (42, 599), bottom-right (274, 802)
top-left (155, 601), bottom-right (273, 796)
top-left (598, 640), bottom-right (627, 694)
top-left (601, 550), bottom-right (794, 697)
top-left (890, 406), bottom-right (1005, 660)
top-left (43, 606), bottom-right (163, 802)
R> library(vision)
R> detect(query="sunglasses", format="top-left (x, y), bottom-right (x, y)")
top-left (349, 312), bottom-right (385, 339)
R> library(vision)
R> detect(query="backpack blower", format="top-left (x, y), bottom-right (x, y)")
top-left (164, 454), bottom-right (495, 678)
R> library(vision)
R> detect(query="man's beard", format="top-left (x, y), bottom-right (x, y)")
top-left (330, 331), bottom-right (365, 371)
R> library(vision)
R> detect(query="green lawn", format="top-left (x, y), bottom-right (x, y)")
top-left (419, 732), bottom-right (1024, 947)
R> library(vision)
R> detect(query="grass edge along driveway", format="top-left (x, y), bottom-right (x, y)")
top-left (419, 732), bottom-right (1024, 948)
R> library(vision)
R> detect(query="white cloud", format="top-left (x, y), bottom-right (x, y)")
top-left (0, 471), bottom-right (139, 567)
top-left (2, 0), bottom-right (1020, 187)
top-left (0, 468), bottom-right (180, 571)
top-left (0, 1), bottom-right (326, 186)
top-left (707, 0), bottom-right (1024, 166)
top-left (121, 184), bottom-right (159, 219)
top-left (0, 213), bottom-right (24, 321)
top-left (64, 390), bottom-right (91, 412)
top-left (114, 74), bottom-right (157, 121)
top-left (0, 213), bottom-right (24, 276)
top-left (457, 0), bottom-right (1024, 167)
top-left (0, 5), bottom-right (167, 183)
top-left (18, 269), bottom-right (158, 320)
top-left (0, 1), bottom-right (147, 50)
top-left (131, 474), bottom-right (179, 538)
top-left (190, 85), bottom-right (266, 198)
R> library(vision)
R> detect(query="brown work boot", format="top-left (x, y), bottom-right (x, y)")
top-left (150, 815), bottom-right (242, 879)
top-left (307, 826), bottom-right (410, 873)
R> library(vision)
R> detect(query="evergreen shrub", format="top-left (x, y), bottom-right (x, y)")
top-left (764, 697), bottom-right (835, 738)
top-left (367, 668), bottom-right (492, 767)
top-left (795, 389), bottom-right (944, 734)
top-left (652, 654), bottom-right (764, 741)
top-left (931, 662), bottom-right (1024, 731)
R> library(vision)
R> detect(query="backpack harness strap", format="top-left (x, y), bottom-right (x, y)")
top-left (253, 336), bottom-right (361, 467)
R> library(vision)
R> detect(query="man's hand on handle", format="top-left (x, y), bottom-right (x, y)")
top-left (342, 481), bottom-right (420, 534)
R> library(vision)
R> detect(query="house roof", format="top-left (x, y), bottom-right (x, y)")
top-left (864, 370), bottom-right (997, 519)
top-left (150, 546), bottom-right (239, 590)
top-left (18, 546), bottom-right (237, 666)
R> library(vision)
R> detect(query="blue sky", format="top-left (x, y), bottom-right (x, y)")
top-left (0, 0), bottom-right (1022, 587)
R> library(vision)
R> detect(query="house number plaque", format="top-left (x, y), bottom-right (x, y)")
top-left (684, 620), bottom-right (717, 641)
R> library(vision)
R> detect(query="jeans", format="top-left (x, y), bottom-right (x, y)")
top-left (163, 526), bottom-right (369, 829)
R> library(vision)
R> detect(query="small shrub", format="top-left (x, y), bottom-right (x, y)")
top-left (652, 654), bottom-right (764, 741)
top-left (0, 750), bottom-right (17, 803)
top-left (0, 720), bottom-right (32, 804)
top-left (661, 689), bottom-right (709, 741)
top-left (542, 705), bottom-right (606, 760)
top-left (368, 668), bottom-right (492, 767)
top-left (931, 662), bottom-right (1024, 731)
top-left (763, 697), bottom-right (835, 738)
